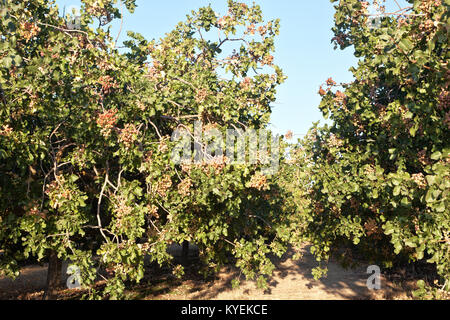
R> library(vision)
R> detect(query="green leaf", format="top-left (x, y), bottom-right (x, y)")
top-left (393, 186), bottom-right (401, 196)
top-left (426, 175), bottom-right (436, 186)
top-left (3, 56), bottom-right (12, 68)
top-left (430, 151), bottom-right (442, 160)
top-left (399, 38), bottom-right (413, 52)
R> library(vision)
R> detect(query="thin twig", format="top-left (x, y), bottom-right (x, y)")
top-left (114, 2), bottom-right (124, 47)
top-left (97, 169), bottom-right (109, 242)
top-left (148, 119), bottom-right (163, 140)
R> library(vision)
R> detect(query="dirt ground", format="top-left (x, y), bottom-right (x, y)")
top-left (0, 245), bottom-right (415, 300)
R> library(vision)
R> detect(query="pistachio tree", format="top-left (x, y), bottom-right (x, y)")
top-left (288, 0), bottom-right (449, 292)
top-left (0, 0), bottom-right (289, 299)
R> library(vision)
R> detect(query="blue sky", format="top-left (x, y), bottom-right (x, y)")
top-left (56, 0), bottom-right (360, 137)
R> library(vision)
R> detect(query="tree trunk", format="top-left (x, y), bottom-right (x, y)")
top-left (43, 250), bottom-right (62, 300)
top-left (182, 241), bottom-right (189, 265)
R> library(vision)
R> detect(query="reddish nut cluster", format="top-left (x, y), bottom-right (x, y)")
top-left (327, 134), bottom-right (343, 148)
top-left (137, 101), bottom-right (146, 111)
top-left (240, 77), bottom-right (253, 90)
top-left (177, 178), bottom-right (192, 196)
top-left (209, 156), bottom-right (227, 174)
top-left (158, 138), bottom-right (169, 153)
top-left (148, 61), bottom-right (163, 81)
top-left (444, 111), bottom-right (450, 130)
top-left (319, 79), bottom-right (339, 98)
top-left (360, 1), bottom-right (369, 12)
top-left (249, 172), bottom-right (269, 191)
top-left (417, 0), bottom-right (442, 35)
top-left (285, 130), bottom-right (293, 140)
top-left (23, 201), bottom-right (47, 220)
top-left (119, 123), bottom-right (139, 149)
top-left (261, 54), bottom-right (274, 66)
top-left (27, 206), bottom-right (46, 219)
top-left (153, 60), bottom-right (162, 68)
top-left (147, 204), bottom-right (159, 219)
top-left (334, 90), bottom-right (347, 105)
top-left (412, 173), bottom-right (427, 189)
top-left (364, 218), bottom-right (378, 237)
top-left (203, 123), bottom-right (218, 132)
top-left (350, 198), bottom-right (359, 210)
top-left (137, 242), bottom-right (153, 253)
top-left (419, 19), bottom-right (436, 33)
top-left (195, 88), bottom-right (209, 103)
top-left (419, 0), bottom-right (442, 15)
top-left (398, 105), bottom-right (409, 119)
top-left (98, 75), bottom-right (118, 95)
top-left (156, 175), bottom-right (172, 198)
top-left (45, 178), bottom-right (72, 209)
top-left (305, 128), bottom-right (318, 143)
top-left (217, 16), bottom-right (230, 29)
top-left (397, 18), bottom-right (409, 27)
top-left (195, 156), bottom-right (228, 176)
top-left (246, 24), bottom-right (256, 35)
top-left (326, 78), bottom-right (336, 86)
top-left (369, 202), bottom-right (380, 214)
top-left (227, 51), bottom-right (242, 66)
top-left (97, 109), bottom-right (118, 137)
top-left (314, 202), bottom-right (324, 215)
top-left (113, 196), bottom-right (133, 229)
top-left (258, 26), bottom-right (267, 37)
top-left (9, 66), bottom-right (17, 78)
top-left (418, 150), bottom-right (431, 166)
top-left (144, 150), bottom-right (153, 163)
top-left (181, 162), bottom-right (193, 175)
top-left (438, 89), bottom-right (449, 110)
top-left (97, 58), bottom-right (114, 71)
top-left (318, 87), bottom-right (326, 96)
top-left (45, 180), bottom-right (58, 196)
top-left (331, 33), bottom-right (348, 48)
top-left (147, 43), bottom-right (155, 53)
top-left (21, 22), bottom-right (40, 42)
top-left (193, 156), bottom-right (228, 176)
top-left (85, 3), bottom-right (113, 22)
top-left (72, 145), bottom-right (87, 167)
top-left (0, 125), bottom-right (13, 136)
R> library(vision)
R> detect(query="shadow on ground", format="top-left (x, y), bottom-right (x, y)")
top-left (0, 244), bottom-right (408, 300)
top-left (128, 245), bottom-right (403, 300)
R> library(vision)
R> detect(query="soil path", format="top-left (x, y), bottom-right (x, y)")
top-left (0, 246), bottom-right (405, 300)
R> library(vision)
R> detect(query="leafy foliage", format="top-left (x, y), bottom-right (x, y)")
top-left (1, 0), bottom-right (448, 300)
top-left (287, 0), bottom-right (449, 291)
top-left (0, 0), bottom-right (289, 299)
